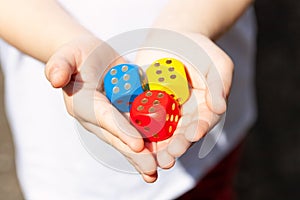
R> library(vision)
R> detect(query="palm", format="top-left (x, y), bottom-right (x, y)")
top-left (46, 36), bottom-right (159, 182)
top-left (135, 33), bottom-right (233, 168)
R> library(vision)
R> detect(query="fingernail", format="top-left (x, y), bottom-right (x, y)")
top-left (50, 69), bottom-right (61, 87)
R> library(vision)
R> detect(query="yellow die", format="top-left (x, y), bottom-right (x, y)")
top-left (146, 58), bottom-right (190, 104)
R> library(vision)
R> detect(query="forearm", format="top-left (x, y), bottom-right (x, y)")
top-left (0, 0), bottom-right (92, 63)
top-left (153, 0), bottom-right (254, 40)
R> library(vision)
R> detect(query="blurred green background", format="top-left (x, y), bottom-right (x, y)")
top-left (0, 0), bottom-right (299, 199)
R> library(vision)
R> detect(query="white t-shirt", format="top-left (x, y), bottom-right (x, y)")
top-left (0, 1), bottom-right (257, 199)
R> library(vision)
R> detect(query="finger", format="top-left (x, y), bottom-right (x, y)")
top-left (82, 122), bottom-right (158, 180)
top-left (128, 153), bottom-right (158, 178)
top-left (139, 171), bottom-right (158, 183)
top-left (205, 66), bottom-right (227, 115)
top-left (156, 148), bottom-right (175, 169)
top-left (155, 140), bottom-right (176, 169)
top-left (211, 49), bottom-right (234, 99)
top-left (162, 123), bottom-right (191, 159)
top-left (203, 40), bottom-right (233, 115)
top-left (182, 33), bottom-right (233, 114)
top-left (179, 89), bottom-right (217, 142)
top-left (94, 93), bottom-right (145, 152)
top-left (45, 48), bottom-right (78, 88)
top-left (184, 120), bottom-right (209, 142)
top-left (124, 154), bottom-right (158, 183)
top-left (68, 87), bottom-right (144, 152)
top-left (167, 133), bottom-right (191, 158)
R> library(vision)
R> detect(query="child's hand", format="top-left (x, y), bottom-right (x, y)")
top-left (45, 35), bottom-right (158, 183)
top-left (135, 32), bottom-right (233, 169)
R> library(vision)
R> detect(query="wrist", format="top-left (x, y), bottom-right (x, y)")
top-left (48, 28), bottom-right (96, 61)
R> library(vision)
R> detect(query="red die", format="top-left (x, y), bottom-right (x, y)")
top-left (130, 90), bottom-right (181, 142)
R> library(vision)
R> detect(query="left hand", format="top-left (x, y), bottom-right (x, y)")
top-left (135, 32), bottom-right (233, 169)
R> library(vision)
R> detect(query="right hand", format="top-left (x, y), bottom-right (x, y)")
top-left (134, 32), bottom-right (233, 169)
top-left (45, 35), bottom-right (158, 183)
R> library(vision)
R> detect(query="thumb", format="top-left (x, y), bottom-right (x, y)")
top-left (205, 55), bottom-right (233, 115)
top-left (45, 47), bottom-right (79, 88)
top-left (205, 68), bottom-right (227, 115)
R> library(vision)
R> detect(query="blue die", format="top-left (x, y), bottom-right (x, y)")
top-left (104, 63), bottom-right (146, 112)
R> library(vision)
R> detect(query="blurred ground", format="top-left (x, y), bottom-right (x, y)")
top-left (0, 0), bottom-right (299, 200)
top-left (0, 68), bottom-right (24, 200)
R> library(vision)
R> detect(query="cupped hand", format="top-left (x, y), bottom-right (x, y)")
top-left (135, 32), bottom-right (233, 169)
top-left (45, 35), bottom-right (158, 183)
